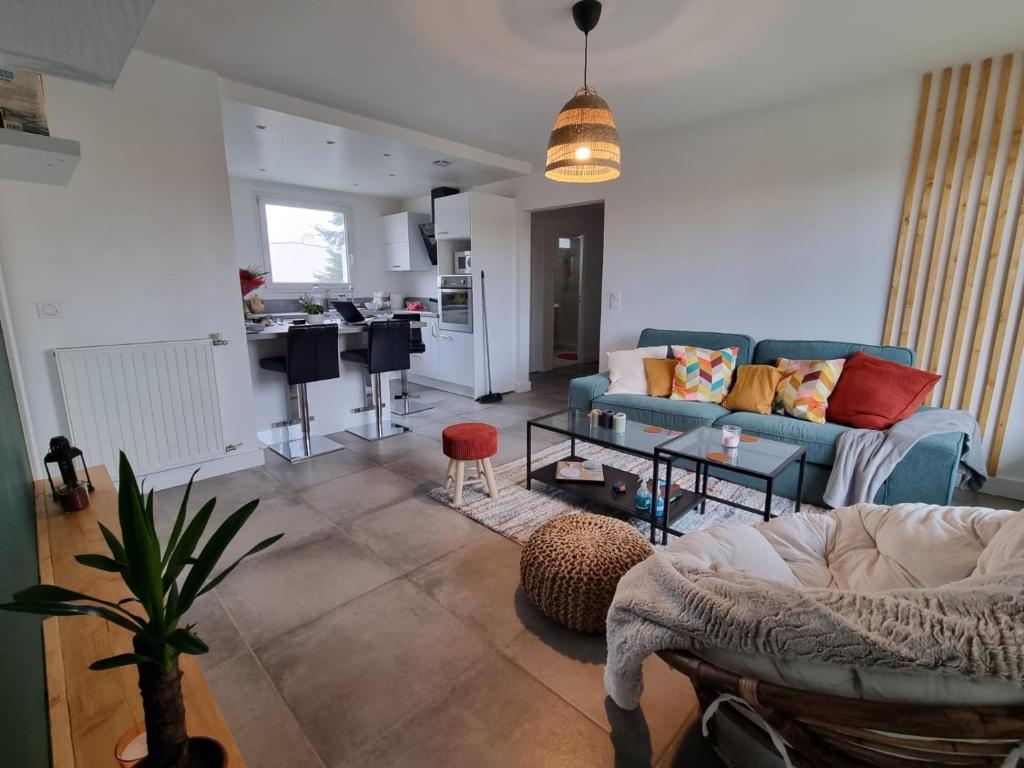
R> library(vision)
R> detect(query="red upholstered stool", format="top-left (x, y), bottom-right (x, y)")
top-left (441, 423), bottom-right (499, 505)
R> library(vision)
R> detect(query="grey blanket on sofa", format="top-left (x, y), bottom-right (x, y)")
top-left (603, 554), bottom-right (1024, 710)
top-left (823, 409), bottom-right (987, 508)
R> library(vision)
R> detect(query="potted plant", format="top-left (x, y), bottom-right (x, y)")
top-left (1, 453), bottom-right (282, 768)
top-left (299, 297), bottom-right (325, 324)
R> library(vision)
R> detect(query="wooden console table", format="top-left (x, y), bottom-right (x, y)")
top-left (35, 466), bottom-right (245, 767)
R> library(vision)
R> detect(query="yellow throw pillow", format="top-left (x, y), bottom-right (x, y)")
top-left (643, 358), bottom-right (677, 397)
top-left (773, 357), bottom-right (846, 424)
top-left (722, 365), bottom-right (783, 415)
top-left (669, 346), bottom-right (739, 404)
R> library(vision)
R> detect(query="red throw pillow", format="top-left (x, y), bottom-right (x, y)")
top-left (827, 351), bottom-right (940, 429)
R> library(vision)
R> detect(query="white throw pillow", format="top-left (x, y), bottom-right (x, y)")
top-left (605, 346), bottom-right (669, 395)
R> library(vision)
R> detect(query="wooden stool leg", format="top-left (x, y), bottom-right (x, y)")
top-left (444, 458), bottom-right (456, 490)
top-left (482, 458), bottom-right (498, 499)
top-left (453, 461), bottom-right (466, 506)
top-left (476, 460), bottom-right (484, 479)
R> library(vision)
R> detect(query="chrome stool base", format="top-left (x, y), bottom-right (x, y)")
top-left (262, 433), bottom-right (345, 463)
top-left (345, 420), bottom-right (410, 441)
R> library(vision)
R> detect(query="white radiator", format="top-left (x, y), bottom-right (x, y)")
top-left (54, 339), bottom-right (225, 482)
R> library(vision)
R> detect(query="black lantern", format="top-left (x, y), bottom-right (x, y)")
top-left (44, 436), bottom-right (94, 512)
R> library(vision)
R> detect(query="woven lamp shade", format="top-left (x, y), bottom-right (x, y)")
top-left (545, 86), bottom-right (621, 183)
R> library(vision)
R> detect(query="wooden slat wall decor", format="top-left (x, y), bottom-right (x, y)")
top-left (884, 53), bottom-right (1024, 475)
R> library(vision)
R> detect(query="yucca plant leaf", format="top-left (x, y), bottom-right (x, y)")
top-left (174, 499), bottom-right (259, 619)
top-left (161, 467), bottom-right (201, 568)
top-left (90, 653), bottom-right (156, 671)
top-left (0, 599), bottom-right (146, 634)
top-left (12, 584), bottom-right (138, 618)
top-left (117, 453), bottom-right (165, 627)
top-left (166, 627), bottom-right (209, 655)
top-left (197, 533), bottom-right (284, 598)
top-left (74, 553), bottom-right (123, 573)
top-left (144, 487), bottom-right (156, 535)
top-left (97, 522), bottom-right (127, 564)
top-left (162, 497), bottom-right (216, 591)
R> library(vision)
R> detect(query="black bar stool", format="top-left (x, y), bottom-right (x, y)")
top-left (391, 311), bottom-right (435, 416)
top-left (341, 319), bottom-right (412, 441)
top-left (259, 324), bottom-right (344, 462)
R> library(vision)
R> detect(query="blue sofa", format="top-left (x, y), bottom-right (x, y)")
top-left (567, 329), bottom-right (966, 507)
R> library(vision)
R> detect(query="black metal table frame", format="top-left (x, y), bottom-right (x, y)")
top-left (654, 444), bottom-right (807, 545)
top-left (526, 410), bottom-right (688, 545)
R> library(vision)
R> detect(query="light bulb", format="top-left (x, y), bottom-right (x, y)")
top-left (575, 146), bottom-right (592, 161)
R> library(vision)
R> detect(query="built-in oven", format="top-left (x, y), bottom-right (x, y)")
top-left (438, 274), bottom-right (473, 334)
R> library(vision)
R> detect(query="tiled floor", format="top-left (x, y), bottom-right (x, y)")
top-left (154, 364), bottom-right (719, 767)
top-left (155, 365), bottom-right (1019, 768)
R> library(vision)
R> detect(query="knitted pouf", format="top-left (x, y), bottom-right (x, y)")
top-left (520, 513), bottom-right (654, 634)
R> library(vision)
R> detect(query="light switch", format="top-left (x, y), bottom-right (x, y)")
top-left (36, 301), bottom-right (62, 319)
top-left (608, 291), bottom-right (621, 311)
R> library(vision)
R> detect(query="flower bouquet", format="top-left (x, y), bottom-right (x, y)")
top-left (239, 265), bottom-right (268, 297)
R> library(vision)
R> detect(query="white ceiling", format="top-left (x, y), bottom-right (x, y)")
top-left (221, 100), bottom-right (528, 198)
top-left (138, 0), bottom-right (1024, 163)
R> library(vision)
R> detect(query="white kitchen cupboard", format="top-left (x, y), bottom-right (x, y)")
top-left (381, 212), bottom-right (432, 271)
top-left (409, 316), bottom-right (440, 379)
top-left (437, 330), bottom-right (475, 387)
top-left (433, 194), bottom-right (472, 240)
top-left (406, 192), bottom-right (516, 398)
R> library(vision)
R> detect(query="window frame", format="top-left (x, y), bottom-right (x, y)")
top-left (255, 193), bottom-right (354, 295)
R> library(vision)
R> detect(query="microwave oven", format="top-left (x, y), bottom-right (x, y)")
top-left (454, 250), bottom-right (472, 274)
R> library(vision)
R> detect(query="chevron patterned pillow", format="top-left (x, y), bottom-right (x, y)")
top-left (669, 345), bottom-right (739, 403)
top-left (773, 357), bottom-right (847, 424)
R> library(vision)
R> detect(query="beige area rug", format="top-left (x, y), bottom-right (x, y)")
top-left (429, 440), bottom-right (825, 546)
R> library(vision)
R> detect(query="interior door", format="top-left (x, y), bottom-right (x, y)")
top-left (552, 235), bottom-right (583, 367)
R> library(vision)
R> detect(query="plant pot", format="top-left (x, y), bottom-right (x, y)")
top-left (116, 728), bottom-right (228, 768)
top-left (306, 313), bottom-right (325, 325)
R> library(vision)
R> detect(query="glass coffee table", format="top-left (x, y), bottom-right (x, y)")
top-left (654, 426), bottom-right (806, 544)
top-left (526, 408), bottom-right (703, 544)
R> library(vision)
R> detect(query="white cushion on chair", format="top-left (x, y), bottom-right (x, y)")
top-left (665, 503), bottom-right (1024, 704)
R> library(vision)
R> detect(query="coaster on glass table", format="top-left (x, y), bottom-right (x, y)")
top-left (643, 426), bottom-right (663, 434)
top-left (706, 451), bottom-right (734, 463)
top-left (740, 434), bottom-right (759, 443)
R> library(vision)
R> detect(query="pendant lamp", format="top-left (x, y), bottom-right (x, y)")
top-left (545, 0), bottom-right (620, 183)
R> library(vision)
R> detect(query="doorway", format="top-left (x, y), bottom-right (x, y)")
top-left (530, 203), bottom-right (604, 373)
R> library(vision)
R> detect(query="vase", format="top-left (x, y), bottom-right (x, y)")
top-left (116, 728), bottom-right (228, 768)
top-left (306, 314), bottom-right (325, 325)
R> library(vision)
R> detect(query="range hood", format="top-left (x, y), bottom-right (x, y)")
top-left (419, 186), bottom-right (459, 266)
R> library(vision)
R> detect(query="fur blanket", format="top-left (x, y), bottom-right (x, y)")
top-left (604, 552), bottom-right (1024, 710)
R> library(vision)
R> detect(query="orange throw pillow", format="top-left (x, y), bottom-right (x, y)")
top-left (827, 351), bottom-right (940, 429)
top-left (723, 365), bottom-right (783, 415)
top-left (643, 358), bottom-right (677, 397)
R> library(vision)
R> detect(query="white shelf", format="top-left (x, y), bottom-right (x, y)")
top-left (0, 128), bottom-right (80, 185)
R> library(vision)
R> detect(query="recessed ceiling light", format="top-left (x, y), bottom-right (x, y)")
top-left (255, 124), bottom-right (267, 130)
top-left (258, 168), bottom-right (266, 172)
top-left (353, 183), bottom-right (360, 187)
top-left (432, 159), bottom-right (453, 167)
top-left (388, 173), bottom-right (396, 177)
top-left (382, 153), bottom-right (391, 157)
top-left (326, 140), bottom-right (336, 145)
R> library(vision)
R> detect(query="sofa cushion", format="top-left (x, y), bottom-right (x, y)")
top-left (669, 345), bottom-right (739, 403)
top-left (636, 329), bottom-right (755, 366)
top-left (606, 346), bottom-right (668, 395)
top-left (723, 364), bottom-right (783, 415)
top-left (773, 357), bottom-right (846, 424)
top-left (642, 357), bottom-right (676, 397)
top-left (593, 393), bottom-right (729, 431)
top-left (713, 411), bottom-right (851, 466)
top-left (754, 338), bottom-right (913, 367)
top-left (827, 351), bottom-right (941, 429)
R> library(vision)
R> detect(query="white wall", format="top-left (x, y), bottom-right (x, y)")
top-left (0, 51), bottom-right (261, 482)
top-left (479, 76), bottom-right (1024, 490)
top-left (228, 177), bottom-right (427, 299)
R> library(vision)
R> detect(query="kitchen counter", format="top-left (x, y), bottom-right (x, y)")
top-left (246, 318), bottom-right (425, 340)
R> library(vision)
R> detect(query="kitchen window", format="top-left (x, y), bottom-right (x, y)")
top-left (257, 196), bottom-right (352, 292)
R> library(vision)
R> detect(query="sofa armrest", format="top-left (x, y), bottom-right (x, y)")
top-left (568, 373), bottom-right (610, 411)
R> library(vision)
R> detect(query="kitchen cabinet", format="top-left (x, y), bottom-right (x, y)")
top-left (433, 193), bottom-right (471, 240)
top-left (410, 316), bottom-right (440, 379)
top-left (437, 330), bottom-right (474, 387)
top-left (381, 212), bottom-right (432, 271)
